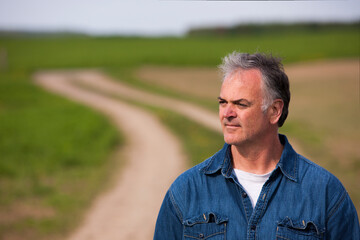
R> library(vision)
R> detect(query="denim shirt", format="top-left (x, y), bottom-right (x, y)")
top-left (154, 135), bottom-right (359, 240)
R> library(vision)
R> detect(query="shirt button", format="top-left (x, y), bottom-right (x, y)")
top-left (242, 192), bottom-right (247, 198)
top-left (251, 225), bottom-right (256, 231)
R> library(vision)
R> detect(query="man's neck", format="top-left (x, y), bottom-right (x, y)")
top-left (231, 133), bottom-right (284, 175)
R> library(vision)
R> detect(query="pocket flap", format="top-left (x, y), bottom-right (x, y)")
top-left (184, 212), bottom-right (228, 226)
top-left (277, 216), bottom-right (324, 235)
top-left (183, 212), bottom-right (228, 239)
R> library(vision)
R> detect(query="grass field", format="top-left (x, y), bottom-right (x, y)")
top-left (0, 26), bottom-right (359, 239)
top-left (0, 71), bottom-right (121, 239)
top-left (1, 28), bottom-right (358, 71)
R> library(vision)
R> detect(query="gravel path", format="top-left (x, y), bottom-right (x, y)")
top-left (34, 70), bottom-right (187, 240)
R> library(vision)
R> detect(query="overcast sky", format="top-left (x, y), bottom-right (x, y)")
top-left (0, 0), bottom-right (359, 36)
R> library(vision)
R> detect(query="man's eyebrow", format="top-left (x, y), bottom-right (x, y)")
top-left (233, 98), bottom-right (250, 103)
top-left (218, 97), bottom-right (251, 104)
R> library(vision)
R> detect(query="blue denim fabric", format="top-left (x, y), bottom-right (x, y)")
top-left (154, 135), bottom-right (359, 240)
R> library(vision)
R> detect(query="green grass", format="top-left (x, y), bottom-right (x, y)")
top-left (1, 29), bottom-right (358, 72)
top-left (0, 71), bottom-right (121, 239)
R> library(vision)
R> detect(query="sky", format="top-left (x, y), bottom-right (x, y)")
top-left (0, 0), bottom-right (359, 36)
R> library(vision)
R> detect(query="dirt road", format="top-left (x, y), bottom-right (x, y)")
top-left (34, 71), bottom-right (187, 240)
top-left (71, 70), bottom-right (221, 133)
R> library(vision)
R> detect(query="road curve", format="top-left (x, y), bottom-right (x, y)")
top-left (34, 70), bottom-right (186, 240)
top-left (70, 69), bottom-right (222, 133)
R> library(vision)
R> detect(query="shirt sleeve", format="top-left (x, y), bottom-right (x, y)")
top-left (154, 190), bottom-right (183, 240)
top-left (326, 190), bottom-right (360, 239)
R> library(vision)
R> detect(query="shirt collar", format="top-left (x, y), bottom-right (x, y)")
top-left (276, 134), bottom-right (298, 182)
top-left (201, 134), bottom-right (298, 182)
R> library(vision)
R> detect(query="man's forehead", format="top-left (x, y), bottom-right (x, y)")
top-left (222, 69), bottom-right (263, 92)
top-left (224, 68), bottom-right (262, 83)
top-left (220, 68), bottom-right (264, 101)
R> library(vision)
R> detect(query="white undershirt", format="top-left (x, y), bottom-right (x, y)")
top-left (234, 169), bottom-right (272, 208)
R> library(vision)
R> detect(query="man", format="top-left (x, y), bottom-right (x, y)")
top-left (154, 52), bottom-right (359, 239)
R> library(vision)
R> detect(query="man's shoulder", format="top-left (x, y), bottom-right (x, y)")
top-left (296, 153), bottom-right (346, 196)
top-left (280, 134), bottom-right (346, 206)
top-left (298, 154), bottom-right (340, 181)
top-left (296, 153), bottom-right (358, 224)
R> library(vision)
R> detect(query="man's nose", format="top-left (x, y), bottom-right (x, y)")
top-left (223, 105), bottom-right (237, 118)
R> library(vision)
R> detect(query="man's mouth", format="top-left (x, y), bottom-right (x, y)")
top-left (224, 123), bottom-right (241, 128)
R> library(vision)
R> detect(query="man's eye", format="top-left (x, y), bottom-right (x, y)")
top-left (218, 101), bottom-right (226, 105)
top-left (236, 102), bottom-right (248, 107)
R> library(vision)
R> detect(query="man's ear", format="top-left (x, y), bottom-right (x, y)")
top-left (268, 99), bottom-right (284, 125)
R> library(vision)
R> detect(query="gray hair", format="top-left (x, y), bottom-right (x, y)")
top-left (219, 51), bottom-right (290, 127)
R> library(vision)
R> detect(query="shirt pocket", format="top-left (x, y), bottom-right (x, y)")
top-left (183, 212), bottom-right (228, 240)
top-left (276, 217), bottom-right (325, 240)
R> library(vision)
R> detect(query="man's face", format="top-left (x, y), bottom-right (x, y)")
top-left (219, 69), bottom-right (272, 146)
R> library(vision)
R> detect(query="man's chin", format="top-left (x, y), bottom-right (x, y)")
top-left (224, 136), bottom-right (241, 146)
